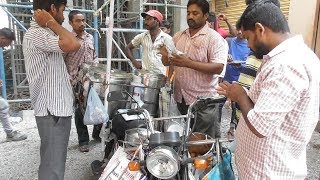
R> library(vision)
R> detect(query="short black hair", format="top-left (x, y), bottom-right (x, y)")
top-left (239, 0), bottom-right (289, 33)
top-left (207, 12), bottom-right (217, 30)
top-left (0, 28), bottom-right (15, 41)
top-left (187, 0), bottom-right (210, 15)
top-left (161, 20), bottom-right (172, 29)
top-left (207, 12), bottom-right (216, 23)
top-left (246, 0), bottom-right (280, 7)
top-left (236, 19), bottom-right (241, 30)
top-left (33, 0), bottom-right (67, 12)
top-left (69, 10), bottom-right (83, 21)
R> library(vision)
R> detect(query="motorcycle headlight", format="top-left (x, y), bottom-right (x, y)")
top-left (146, 146), bottom-right (179, 179)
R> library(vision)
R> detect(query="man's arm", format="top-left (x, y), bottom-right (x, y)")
top-left (125, 42), bottom-right (142, 69)
top-left (218, 14), bottom-right (237, 37)
top-left (170, 53), bottom-right (224, 74)
top-left (216, 81), bottom-right (264, 137)
top-left (34, 10), bottom-right (80, 53)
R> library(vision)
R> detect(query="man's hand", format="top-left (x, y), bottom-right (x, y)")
top-left (218, 13), bottom-right (228, 22)
top-left (159, 45), bottom-right (170, 66)
top-left (216, 81), bottom-right (247, 103)
top-left (169, 53), bottom-right (191, 67)
top-left (33, 9), bottom-right (56, 27)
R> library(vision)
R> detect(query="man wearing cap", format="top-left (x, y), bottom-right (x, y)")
top-left (125, 10), bottom-right (172, 75)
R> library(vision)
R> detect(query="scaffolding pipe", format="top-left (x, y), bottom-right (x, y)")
top-left (7, 99), bottom-right (31, 103)
top-left (143, 3), bottom-right (187, 9)
top-left (101, 28), bottom-right (147, 33)
top-left (98, 58), bottom-right (130, 62)
top-left (101, 0), bottom-right (115, 154)
top-left (0, 48), bottom-right (6, 99)
top-left (2, 8), bottom-right (27, 32)
top-left (140, 0), bottom-right (144, 30)
top-left (93, 16), bottom-right (99, 55)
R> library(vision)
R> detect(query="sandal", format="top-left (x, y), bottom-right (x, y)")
top-left (79, 145), bottom-right (90, 152)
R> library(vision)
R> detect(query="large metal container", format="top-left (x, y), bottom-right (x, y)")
top-left (140, 72), bottom-right (166, 103)
top-left (81, 64), bottom-right (132, 117)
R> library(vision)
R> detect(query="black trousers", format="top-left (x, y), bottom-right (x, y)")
top-left (177, 98), bottom-right (221, 138)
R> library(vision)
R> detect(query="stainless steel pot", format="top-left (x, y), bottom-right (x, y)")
top-left (81, 64), bottom-right (132, 117)
top-left (140, 72), bottom-right (166, 103)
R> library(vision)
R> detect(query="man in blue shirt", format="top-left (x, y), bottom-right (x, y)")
top-left (223, 20), bottom-right (251, 83)
top-left (222, 20), bottom-right (251, 134)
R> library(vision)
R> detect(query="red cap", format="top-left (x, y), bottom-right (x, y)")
top-left (141, 10), bottom-right (163, 23)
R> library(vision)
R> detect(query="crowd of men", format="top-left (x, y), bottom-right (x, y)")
top-left (0, 0), bottom-right (319, 179)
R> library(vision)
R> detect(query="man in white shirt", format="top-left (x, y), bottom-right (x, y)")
top-left (125, 10), bottom-right (172, 75)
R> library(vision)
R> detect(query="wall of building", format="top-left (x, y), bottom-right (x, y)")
top-left (288, 0), bottom-right (319, 48)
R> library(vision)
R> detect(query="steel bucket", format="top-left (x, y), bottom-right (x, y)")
top-left (140, 72), bottom-right (166, 103)
top-left (81, 64), bottom-right (132, 117)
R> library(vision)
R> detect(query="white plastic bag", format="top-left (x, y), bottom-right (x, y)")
top-left (83, 87), bottom-right (109, 125)
top-left (159, 86), bottom-right (185, 136)
top-left (99, 147), bottom-right (143, 180)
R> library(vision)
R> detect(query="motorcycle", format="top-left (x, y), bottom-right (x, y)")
top-left (98, 93), bottom-right (233, 180)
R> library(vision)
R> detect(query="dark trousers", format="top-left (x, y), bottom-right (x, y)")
top-left (218, 101), bottom-right (237, 127)
top-left (74, 105), bottom-right (101, 146)
top-left (177, 98), bottom-right (221, 138)
top-left (36, 115), bottom-right (71, 180)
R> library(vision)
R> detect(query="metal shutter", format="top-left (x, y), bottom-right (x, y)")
top-left (214, 0), bottom-right (291, 29)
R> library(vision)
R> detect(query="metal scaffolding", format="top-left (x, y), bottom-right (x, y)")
top-left (0, 0), bottom-right (187, 103)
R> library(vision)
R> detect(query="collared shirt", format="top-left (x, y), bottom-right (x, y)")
top-left (236, 35), bottom-right (320, 179)
top-left (173, 23), bottom-right (228, 105)
top-left (23, 21), bottom-right (74, 117)
top-left (131, 30), bottom-right (171, 75)
top-left (64, 31), bottom-right (98, 81)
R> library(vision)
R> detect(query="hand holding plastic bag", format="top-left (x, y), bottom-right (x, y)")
top-left (84, 87), bottom-right (109, 125)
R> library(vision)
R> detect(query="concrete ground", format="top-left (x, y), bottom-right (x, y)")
top-left (0, 108), bottom-right (319, 180)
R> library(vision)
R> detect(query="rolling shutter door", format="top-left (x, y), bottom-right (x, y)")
top-left (215, 0), bottom-right (291, 29)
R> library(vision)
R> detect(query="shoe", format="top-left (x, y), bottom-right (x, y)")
top-left (6, 130), bottom-right (27, 142)
top-left (91, 160), bottom-right (104, 176)
top-left (79, 145), bottom-right (89, 152)
top-left (8, 117), bottom-right (22, 126)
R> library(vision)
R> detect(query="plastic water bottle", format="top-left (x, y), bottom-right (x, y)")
top-left (131, 75), bottom-right (144, 109)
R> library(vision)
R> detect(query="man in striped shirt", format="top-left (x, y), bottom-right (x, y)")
top-left (217, 1), bottom-right (320, 178)
top-left (23, 0), bottom-right (80, 179)
top-left (161, 0), bottom-right (228, 138)
top-left (64, 10), bottom-right (100, 153)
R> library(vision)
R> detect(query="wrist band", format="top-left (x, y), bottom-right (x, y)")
top-left (46, 19), bottom-right (55, 27)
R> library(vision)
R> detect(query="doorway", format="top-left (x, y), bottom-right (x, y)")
top-left (313, 0), bottom-right (320, 58)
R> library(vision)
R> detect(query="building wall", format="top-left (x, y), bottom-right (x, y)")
top-left (288, 0), bottom-right (319, 48)
top-left (213, 0), bottom-right (290, 30)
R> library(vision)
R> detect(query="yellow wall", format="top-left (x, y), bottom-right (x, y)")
top-left (288, 0), bottom-right (319, 47)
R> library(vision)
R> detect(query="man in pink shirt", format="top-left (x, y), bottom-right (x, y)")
top-left (161, 0), bottom-right (228, 138)
top-left (217, 1), bottom-right (320, 178)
